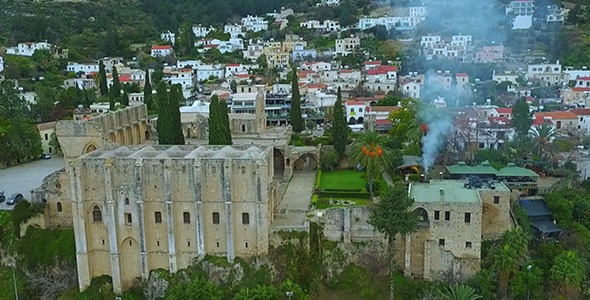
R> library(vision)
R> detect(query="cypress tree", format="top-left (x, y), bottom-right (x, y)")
top-left (219, 96), bottom-right (232, 145)
top-left (333, 87), bottom-right (348, 157)
top-left (112, 66), bottom-right (121, 101)
top-left (108, 88), bottom-right (115, 111)
top-left (156, 82), bottom-right (171, 144)
top-left (208, 95), bottom-right (221, 145)
top-left (144, 69), bottom-right (153, 110)
top-left (289, 65), bottom-right (303, 133)
top-left (98, 61), bottom-right (108, 97)
top-left (169, 84), bottom-right (185, 145)
top-left (122, 88), bottom-right (129, 106)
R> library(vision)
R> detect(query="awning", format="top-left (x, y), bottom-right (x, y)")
top-left (531, 219), bottom-right (563, 235)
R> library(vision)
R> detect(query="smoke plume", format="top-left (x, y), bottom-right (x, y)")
top-left (421, 108), bottom-right (452, 172)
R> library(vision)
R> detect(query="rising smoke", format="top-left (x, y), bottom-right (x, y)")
top-left (419, 107), bottom-right (453, 172)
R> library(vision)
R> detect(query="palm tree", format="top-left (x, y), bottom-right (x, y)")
top-left (529, 123), bottom-right (556, 158)
top-left (348, 131), bottom-right (396, 199)
top-left (550, 250), bottom-right (586, 298)
top-left (251, 284), bottom-right (278, 300)
top-left (280, 279), bottom-right (308, 300)
top-left (490, 245), bottom-right (519, 299)
top-left (439, 284), bottom-right (482, 300)
top-left (500, 228), bottom-right (529, 259)
top-left (233, 288), bottom-right (255, 300)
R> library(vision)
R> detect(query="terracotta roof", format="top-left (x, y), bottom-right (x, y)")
top-left (526, 96), bottom-right (535, 102)
top-left (36, 121), bottom-right (56, 131)
top-left (152, 45), bottom-right (172, 50)
top-left (347, 101), bottom-right (365, 105)
top-left (235, 74), bottom-right (251, 78)
top-left (376, 65), bottom-right (398, 72)
top-left (355, 97), bottom-right (377, 101)
top-left (179, 68), bottom-right (193, 72)
top-left (572, 87), bottom-right (590, 92)
top-left (306, 83), bottom-right (327, 89)
top-left (226, 64), bottom-right (241, 67)
top-left (495, 108), bottom-right (512, 114)
top-left (340, 70), bottom-right (352, 73)
top-left (298, 71), bottom-right (315, 77)
top-left (577, 77), bottom-right (590, 81)
top-left (488, 116), bottom-right (511, 124)
top-left (370, 106), bottom-right (400, 112)
top-left (364, 61), bottom-right (382, 65)
top-left (535, 111), bottom-right (577, 120)
top-left (204, 44), bottom-right (219, 48)
top-left (571, 108), bottom-right (590, 116)
top-left (375, 119), bottom-right (391, 125)
top-left (367, 70), bottom-right (388, 75)
top-left (305, 61), bottom-right (323, 65)
top-left (218, 93), bottom-right (231, 99)
top-left (118, 75), bottom-right (132, 82)
top-left (532, 117), bottom-right (554, 126)
top-left (456, 73), bottom-right (468, 77)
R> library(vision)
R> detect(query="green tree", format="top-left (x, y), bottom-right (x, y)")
top-left (98, 60), bottom-right (108, 97)
top-left (233, 288), bottom-right (255, 300)
top-left (439, 284), bottom-right (482, 300)
top-left (144, 69), bottom-right (154, 111)
top-left (510, 265), bottom-right (543, 299)
top-left (156, 81), bottom-right (172, 145)
top-left (169, 84), bottom-right (185, 145)
top-left (490, 244), bottom-right (518, 298)
top-left (289, 65), bottom-right (303, 133)
top-left (109, 88), bottom-right (116, 111)
top-left (368, 182), bottom-right (418, 300)
top-left (550, 250), bottom-right (586, 298)
top-left (529, 123), bottom-right (556, 159)
top-left (111, 66), bottom-right (121, 101)
top-left (251, 284), bottom-right (278, 300)
top-left (280, 279), bottom-right (308, 300)
top-left (208, 95), bottom-right (232, 145)
top-left (512, 97), bottom-right (532, 139)
top-left (122, 88), bottom-right (129, 106)
top-left (332, 87), bottom-right (348, 157)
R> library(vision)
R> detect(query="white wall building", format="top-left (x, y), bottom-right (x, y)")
top-left (243, 44), bottom-right (264, 61)
top-left (6, 42), bottom-right (52, 57)
top-left (300, 20), bottom-right (341, 32)
top-left (335, 36), bottom-right (360, 56)
top-left (67, 63), bottom-right (99, 74)
top-left (224, 24), bottom-right (245, 39)
top-left (150, 45), bottom-right (174, 57)
top-left (451, 35), bottom-right (472, 48)
top-left (507, 0), bottom-right (535, 29)
top-left (421, 35), bottom-right (442, 49)
top-left (345, 100), bottom-right (366, 125)
top-left (161, 31), bottom-right (176, 45)
top-left (242, 15), bottom-right (268, 32)
top-left (0, 57), bottom-right (4, 73)
top-left (166, 69), bottom-right (195, 89)
top-left (177, 60), bottom-right (201, 69)
top-left (527, 61), bottom-right (568, 86)
top-left (401, 81), bottom-right (421, 99)
top-left (317, 0), bottom-right (340, 6)
top-left (192, 25), bottom-right (215, 38)
top-left (196, 64), bottom-right (224, 81)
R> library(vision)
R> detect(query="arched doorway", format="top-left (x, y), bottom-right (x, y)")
top-left (145, 131), bottom-right (151, 140)
top-left (109, 132), bottom-right (116, 143)
top-left (357, 117), bottom-right (364, 124)
top-left (84, 143), bottom-right (98, 154)
top-left (293, 154), bottom-right (317, 171)
top-left (120, 237), bottom-right (141, 290)
top-left (349, 117), bottom-right (356, 124)
top-left (273, 148), bottom-right (284, 178)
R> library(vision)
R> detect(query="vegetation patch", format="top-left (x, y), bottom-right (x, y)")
top-left (11, 201), bottom-right (45, 237)
top-left (203, 254), bottom-right (233, 268)
top-left (319, 170), bottom-right (366, 192)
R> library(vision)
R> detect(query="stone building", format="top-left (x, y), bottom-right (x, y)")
top-left (70, 145), bottom-right (277, 293)
top-left (399, 180), bottom-right (511, 281)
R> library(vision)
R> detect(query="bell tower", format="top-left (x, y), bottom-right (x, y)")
top-left (255, 85), bottom-right (266, 134)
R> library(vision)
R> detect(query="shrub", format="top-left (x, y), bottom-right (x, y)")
top-left (17, 227), bottom-right (76, 269)
top-left (320, 191), bottom-right (370, 199)
top-left (315, 169), bottom-right (322, 189)
top-left (313, 136), bottom-right (332, 146)
top-left (552, 168), bottom-right (573, 177)
top-left (320, 147), bottom-right (340, 171)
top-left (289, 134), bottom-right (306, 146)
top-left (408, 174), bottom-right (420, 181)
top-left (311, 195), bottom-right (318, 207)
top-left (12, 201), bottom-right (45, 237)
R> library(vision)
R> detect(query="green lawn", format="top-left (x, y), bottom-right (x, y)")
top-left (319, 170), bottom-right (366, 192)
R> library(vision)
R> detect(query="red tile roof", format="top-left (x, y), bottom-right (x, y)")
top-left (532, 117), bottom-right (554, 126)
top-left (179, 68), bottom-right (193, 72)
top-left (306, 83), bottom-right (327, 89)
top-left (488, 116), bottom-right (511, 124)
top-left (118, 75), bottom-right (132, 82)
top-left (535, 111), bottom-right (577, 120)
top-left (572, 87), bottom-right (590, 92)
top-left (456, 73), bottom-right (468, 77)
top-left (572, 108), bottom-right (590, 116)
top-left (370, 106), bottom-right (400, 112)
top-left (218, 93), bottom-right (231, 99)
top-left (375, 119), bottom-right (391, 125)
top-left (376, 65), bottom-right (398, 72)
top-left (226, 64), bottom-right (241, 67)
top-left (340, 70), bottom-right (352, 73)
top-left (577, 77), bottom-right (590, 81)
top-left (364, 61), bottom-right (382, 65)
top-left (347, 101), bottom-right (365, 106)
top-left (495, 108), bottom-right (512, 114)
top-left (235, 74), bottom-right (251, 78)
top-left (367, 70), bottom-right (388, 75)
top-left (151, 45), bottom-right (172, 50)
top-left (204, 44), bottom-right (219, 48)
top-left (355, 97), bottom-right (378, 101)
top-left (526, 96), bottom-right (535, 102)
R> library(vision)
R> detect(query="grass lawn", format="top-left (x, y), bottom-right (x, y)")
top-left (320, 170), bottom-right (366, 192)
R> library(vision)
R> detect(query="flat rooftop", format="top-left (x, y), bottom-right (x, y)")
top-left (410, 180), bottom-right (508, 204)
top-left (80, 145), bottom-right (270, 160)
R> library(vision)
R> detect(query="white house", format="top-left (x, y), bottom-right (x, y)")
top-left (345, 100), bottom-right (366, 124)
top-left (165, 69), bottom-right (195, 89)
top-left (242, 15), bottom-right (268, 32)
top-left (0, 57), bottom-right (4, 73)
top-left (67, 62), bottom-right (99, 74)
top-left (150, 45), bottom-right (174, 57)
top-left (401, 81), bottom-right (421, 99)
top-left (507, 0), bottom-right (535, 29)
top-left (197, 39), bottom-right (222, 47)
top-left (334, 36), bottom-right (360, 56)
top-left (576, 77), bottom-right (590, 88)
top-left (564, 67), bottom-right (590, 82)
top-left (291, 44), bottom-right (317, 62)
top-left (451, 35), bottom-right (472, 48)
top-left (128, 92), bottom-right (145, 104)
top-left (7, 42), bottom-right (52, 57)
top-left (161, 31), bottom-right (176, 45)
top-left (177, 60), bottom-right (201, 69)
top-left (301, 61), bottom-right (332, 72)
top-left (36, 122), bottom-right (57, 155)
top-left (489, 108), bottom-right (512, 118)
top-left (196, 64), bottom-right (224, 81)
top-left (243, 44), bottom-right (264, 61)
top-left (225, 64), bottom-right (258, 77)
top-left (528, 61), bottom-right (567, 86)
top-left (224, 24), bottom-right (245, 39)
top-left (572, 108), bottom-right (590, 136)
top-left (192, 25), bottom-right (215, 38)
top-left (317, 0), bottom-right (340, 6)
top-left (492, 70), bottom-right (522, 85)
top-left (421, 35), bottom-right (441, 49)
top-left (300, 20), bottom-right (341, 32)
top-left (309, 91), bottom-right (337, 108)
top-left (547, 5), bottom-right (568, 25)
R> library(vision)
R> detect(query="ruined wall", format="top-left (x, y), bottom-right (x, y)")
top-left (479, 185), bottom-right (512, 240)
top-left (320, 207), bottom-right (385, 243)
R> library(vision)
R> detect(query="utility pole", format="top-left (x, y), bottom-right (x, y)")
top-left (12, 263), bottom-right (18, 300)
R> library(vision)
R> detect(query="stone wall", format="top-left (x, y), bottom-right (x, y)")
top-left (31, 169), bottom-right (73, 227)
top-left (318, 207), bottom-right (385, 243)
top-left (479, 183), bottom-right (512, 240)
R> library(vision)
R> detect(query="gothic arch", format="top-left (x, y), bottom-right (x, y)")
top-left (292, 153), bottom-right (318, 171)
top-left (120, 237), bottom-right (141, 290)
top-left (84, 143), bottom-right (98, 154)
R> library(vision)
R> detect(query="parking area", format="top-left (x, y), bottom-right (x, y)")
top-left (0, 155), bottom-right (65, 210)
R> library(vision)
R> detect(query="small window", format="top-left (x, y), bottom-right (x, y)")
top-left (241, 166), bottom-right (246, 174)
top-left (466, 242), bottom-right (472, 248)
top-left (92, 206), bottom-right (102, 223)
top-left (445, 211), bottom-right (450, 221)
top-left (213, 212), bottom-right (220, 224)
top-left (439, 239), bottom-right (445, 246)
top-left (465, 212), bottom-right (471, 223)
top-left (155, 211), bottom-right (162, 223)
top-left (125, 197), bottom-right (129, 205)
top-left (434, 211), bottom-right (440, 220)
top-left (183, 212), bottom-right (190, 224)
top-left (126, 213), bottom-right (132, 224)
top-left (157, 241), bottom-right (160, 247)
top-left (242, 213), bottom-right (250, 225)
top-left (44, 133), bottom-right (48, 140)
top-left (350, 108), bottom-right (354, 113)
top-left (188, 241), bottom-right (191, 247)
top-left (216, 241), bottom-right (220, 247)
top-left (494, 196), bottom-right (500, 204)
top-left (359, 108), bottom-right (363, 112)
top-left (102, 239), bottom-right (105, 245)
top-left (245, 242), bottom-right (248, 248)
top-left (57, 202), bottom-right (62, 212)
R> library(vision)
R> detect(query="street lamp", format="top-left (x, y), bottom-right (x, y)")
top-left (526, 264), bottom-right (532, 300)
top-left (286, 291), bottom-right (294, 300)
top-left (11, 263), bottom-right (18, 300)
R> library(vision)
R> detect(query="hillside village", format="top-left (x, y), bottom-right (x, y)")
top-left (2, 0), bottom-right (590, 299)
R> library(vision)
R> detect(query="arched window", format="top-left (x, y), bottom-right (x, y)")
top-left (125, 197), bottom-right (129, 205)
top-left (242, 213), bottom-right (250, 225)
top-left (57, 202), bottom-right (62, 212)
top-left (92, 206), bottom-right (102, 223)
top-left (212, 212), bottom-right (220, 224)
top-left (241, 124), bottom-right (246, 132)
top-left (183, 212), bottom-right (191, 224)
top-left (350, 108), bottom-right (355, 113)
top-left (155, 211), bottom-right (162, 223)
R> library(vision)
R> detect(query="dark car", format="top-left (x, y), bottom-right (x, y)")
top-left (6, 193), bottom-right (23, 205)
top-left (40, 154), bottom-right (52, 159)
top-left (0, 191), bottom-right (5, 203)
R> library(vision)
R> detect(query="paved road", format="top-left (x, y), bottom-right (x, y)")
top-left (272, 170), bottom-right (315, 228)
top-left (0, 155), bottom-right (65, 210)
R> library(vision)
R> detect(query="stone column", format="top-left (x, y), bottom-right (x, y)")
top-left (404, 234), bottom-right (412, 277)
top-left (424, 240), bottom-right (432, 280)
top-left (104, 164), bottom-right (122, 294)
top-left (191, 160), bottom-right (205, 256)
top-left (343, 209), bottom-right (351, 243)
top-left (255, 162), bottom-right (268, 254)
top-left (223, 159), bottom-right (234, 261)
top-left (163, 160), bottom-right (177, 273)
top-left (134, 160), bottom-right (149, 280)
top-left (70, 164), bottom-right (91, 291)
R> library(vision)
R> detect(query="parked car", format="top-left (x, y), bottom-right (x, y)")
top-left (0, 191), bottom-right (5, 203)
top-left (40, 154), bottom-right (51, 159)
top-left (6, 193), bottom-right (23, 205)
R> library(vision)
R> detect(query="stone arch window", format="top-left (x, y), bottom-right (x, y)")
top-left (212, 212), bottom-right (220, 224)
top-left (241, 124), bottom-right (246, 132)
top-left (57, 202), bottom-right (62, 212)
top-left (183, 212), bottom-right (191, 224)
top-left (125, 197), bottom-right (129, 205)
top-left (92, 206), bottom-right (102, 223)
top-left (155, 211), bottom-right (162, 224)
top-left (242, 212), bottom-right (250, 225)
top-left (413, 207), bottom-right (429, 227)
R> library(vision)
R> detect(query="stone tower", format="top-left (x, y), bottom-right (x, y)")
top-left (255, 86), bottom-right (266, 134)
